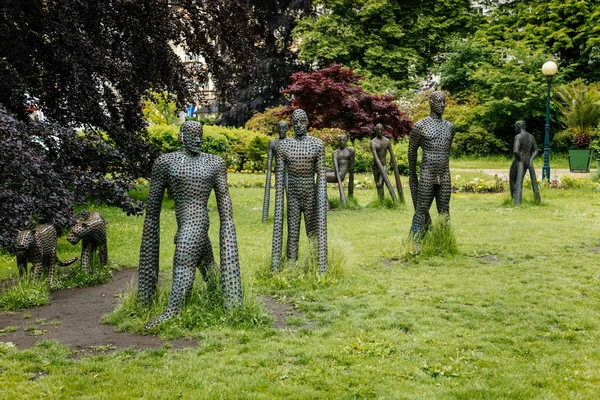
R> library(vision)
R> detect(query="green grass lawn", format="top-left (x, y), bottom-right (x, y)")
top-left (1, 171), bottom-right (600, 399)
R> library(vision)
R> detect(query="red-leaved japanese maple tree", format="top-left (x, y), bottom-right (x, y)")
top-left (280, 64), bottom-right (412, 140)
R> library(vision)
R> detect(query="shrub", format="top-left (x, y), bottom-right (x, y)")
top-left (451, 125), bottom-right (508, 157)
top-left (204, 126), bottom-right (270, 171)
top-left (147, 124), bottom-right (180, 153)
top-left (245, 106), bottom-right (289, 135)
top-left (280, 64), bottom-right (412, 141)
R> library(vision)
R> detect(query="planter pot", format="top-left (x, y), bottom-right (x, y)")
top-left (568, 148), bottom-right (593, 172)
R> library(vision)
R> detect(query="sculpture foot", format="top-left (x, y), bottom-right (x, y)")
top-left (144, 311), bottom-right (176, 330)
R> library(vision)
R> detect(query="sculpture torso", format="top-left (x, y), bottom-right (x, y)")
top-left (279, 135), bottom-right (324, 197)
top-left (332, 146), bottom-right (354, 180)
top-left (371, 136), bottom-right (390, 167)
top-left (158, 151), bottom-right (223, 230)
top-left (514, 132), bottom-right (536, 167)
top-left (415, 116), bottom-right (454, 183)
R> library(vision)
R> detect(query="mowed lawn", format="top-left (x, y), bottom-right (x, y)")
top-left (1, 170), bottom-right (599, 399)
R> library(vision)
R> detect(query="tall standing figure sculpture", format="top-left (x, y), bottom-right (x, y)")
top-left (137, 121), bottom-right (242, 329)
top-left (271, 109), bottom-right (328, 274)
top-left (262, 121), bottom-right (288, 223)
top-left (409, 91), bottom-right (455, 237)
top-left (370, 124), bottom-right (404, 204)
top-left (325, 134), bottom-right (355, 205)
top-left (509, 121), bottom-right (541, 206)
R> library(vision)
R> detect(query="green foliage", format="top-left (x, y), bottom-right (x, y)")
top-left (555, 79), bottom-right (600, 136)
top-left (146, 124), bottom-right (181, 153)
top-left (142, 92), bottom-right (181, 126)
top-left (244, 106), bottom-right (289, 135)
top-left (294, 0), bottom-right (480, 91)
top-left (204, 126), bottom-right (270, 171)
top-left (0, 278), bottom-right (50, 311)
top-left (452, 125), bottom-right (509, 157)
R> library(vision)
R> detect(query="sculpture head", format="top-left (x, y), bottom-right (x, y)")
top-left (429, 91), bottom-right (446, 117)
top-left (178, 121), bottom-right (203, 155)
top-left (337, 134), bottom-right (348, 149)
top-left (374, 123), bottom-right (384, 137)
top-left (291, 109), bottom-right (309, 137)
top-left (515, 120), bottom-right (526, 134)
top-left (277, 121), bottom-right (288, 139)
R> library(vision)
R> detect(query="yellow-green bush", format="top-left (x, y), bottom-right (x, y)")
top-left (244, 106), bottom-right (289, 135)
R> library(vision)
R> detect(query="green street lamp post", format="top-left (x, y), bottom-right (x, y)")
top-left (541, 61), bottom-right (558, 181)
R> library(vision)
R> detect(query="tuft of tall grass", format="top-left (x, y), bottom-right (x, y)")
top-left (399, 215), bottom-right (458, 260)
top-left (257, 237), bottom-right (347, 291)
top-left (103, 266), bottom-right (272, 339)
top-left (0, 278), bottom-right (50, 311)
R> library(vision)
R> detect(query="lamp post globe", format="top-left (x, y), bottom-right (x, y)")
top-left (541, 61), bottom-right (558, 181)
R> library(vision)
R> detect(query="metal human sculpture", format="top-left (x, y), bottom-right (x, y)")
top-left (271, 109), bottom-right (328, 274)
top-left (16, 225), bottom-right (78, 285)
top-left (509, 121), bottom-right (541, 206)
top-left (408, 91), bottom-right (455, 237)
top-left (137, 121), bottom-right (242, 329)
top-left (370, 124), bottom-right (404, 204)
top-left (67, 211), bottom-right (108, 272)
top-left (262, 121), bottom-right (288, 223)
top-left (325, 134), bottom-right (355, 205)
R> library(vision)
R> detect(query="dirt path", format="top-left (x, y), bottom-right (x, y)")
top-left (0, 269), bottom-right (194, 353)
top-left (0, 269), bottom-right (307, 353)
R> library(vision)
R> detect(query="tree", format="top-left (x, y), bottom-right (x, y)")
top-left (0, 106), bottom-right (143, 248)
top-left (280, 64), bottom-right (412, 140)
top-left (293, 0), bottom-right (481, 92)
top-left (180, 0), bottom-right (313, 126)
top-left (481, 0), bottom-right (600, 82)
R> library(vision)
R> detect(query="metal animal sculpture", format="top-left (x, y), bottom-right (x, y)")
top-left (138, 121), bottom-right (242, 329)
top-left (67, 211), bottom-right (108, 271)
top-left (509, 121), bottom-right (541, 206)
top-left (272, 109), bottom-right (328, 274)
top-left (408, 91), bottom-right (455, 237)
top-left (16, 224), bottom-right (78, 284)
top-left (371, 124), bottom-right (404, 204)
top-left (325, 134), bottom-right (355, 205)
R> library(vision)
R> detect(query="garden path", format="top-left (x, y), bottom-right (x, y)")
top-left (0, 269), bottom-right (195, 353)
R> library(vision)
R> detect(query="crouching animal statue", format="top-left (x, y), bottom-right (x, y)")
top-left (67, 211), bottom-right (108, 271)
top-left (16, 225), bottom-right (78, 284)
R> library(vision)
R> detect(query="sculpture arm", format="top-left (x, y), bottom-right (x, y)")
top-left (388, 144), bottom-right (404, 203)
top-left (513, 136), bottom-right (521, 160)
top-left (315, 142), bottom-right (328, 274)
top-left (530, 139), bottom-right (539, 164)
top-left (408, 125), bottom-right (421, 208)
top-left (271, 145), bottom-right (286, 271)
top-left (332, 150), bottom-right (347, 205)
top-left (348, 148), bottom-right (355, 198)
top-left (371, 140), bottom-right (398, 203)
top-left (214, 159), bottom-right (243, 309)
top-left (137, 156), bottom-right (168, 305)
top-left (262, 144), bottom-right (274, 222)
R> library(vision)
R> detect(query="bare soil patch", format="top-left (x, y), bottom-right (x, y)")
top-left (0, 269), bottom-right (194, 353)
top-left (260, 295), bottom-right (311, 330)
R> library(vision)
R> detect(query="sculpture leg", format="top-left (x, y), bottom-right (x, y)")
top-left (528, 165), bottom-right (541, 203)
top-left (374, 169), bottom-right (385, 200)
top-left (514, 162), bottom-right (525, 206)
top-left (81, 241), bottom-right (92, 272)
top-left (197, 237), bottom-right (216, 281)
top-left (436, 176), bottom-right (452, 223)
top-left (262, 169), bottom-right (272, 223)
top-left (509, 160), bottom-right (517, 200)
top-left (286, 197), bottom-right (302, 262)
top-left (410, 177), bottom-right (435, 237)
top-left (99, 244), bottom-right (108, 267)
top-left (47, 252), bottom-right (56, 285)
top-left (16, 254), bottom-right (26, 277)
top-left (144, 227), bottom-right (209, 329)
